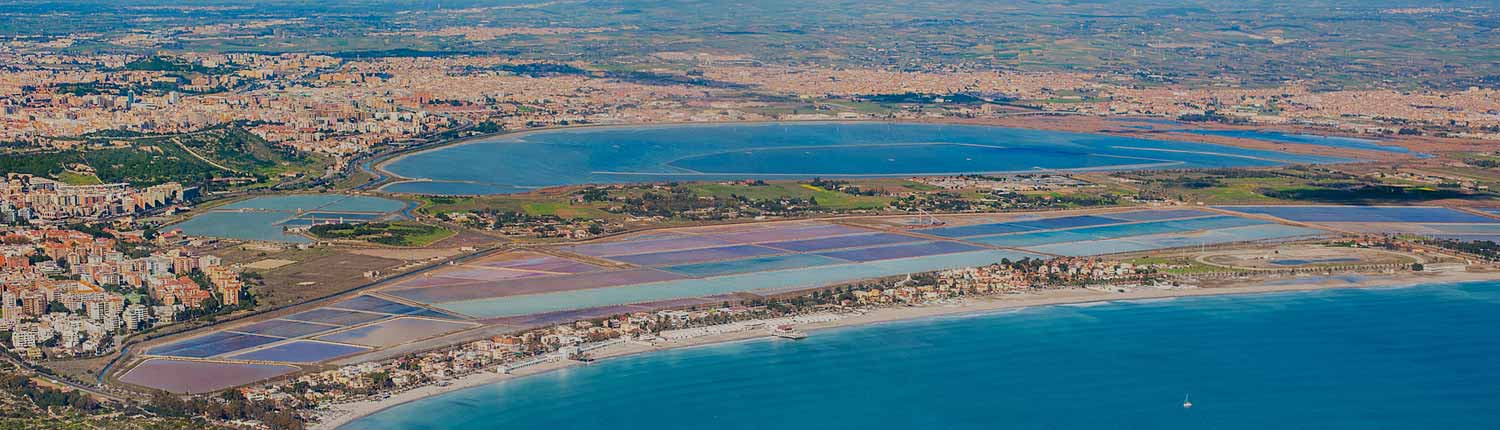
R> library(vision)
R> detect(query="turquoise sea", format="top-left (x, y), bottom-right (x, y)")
top-left (344, 281), bottom-right (1500, 429)
top-left (380, 122), bottom-right (1346, 195)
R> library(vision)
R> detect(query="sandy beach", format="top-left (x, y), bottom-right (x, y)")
top-left (312, 269), bottom-right (1497, 430)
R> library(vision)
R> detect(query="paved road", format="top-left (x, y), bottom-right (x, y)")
top-left (1, 349), bottom-right (127, 403)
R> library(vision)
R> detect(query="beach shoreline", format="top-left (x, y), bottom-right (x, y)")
top-left (312, 269), bottom-right (1498, 430)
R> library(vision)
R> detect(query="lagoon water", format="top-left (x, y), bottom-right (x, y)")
top-left (381, 122), bottom-right (1344, 195)
top-left (1177, 129), bottom-right (1422, 156)
top-left (169, 195), bottom-right (406, 242)
top-left (344, 281), bottom-right (1500, 430)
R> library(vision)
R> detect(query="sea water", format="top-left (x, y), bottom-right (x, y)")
top-left (344, 281), bottom-right (1500, 429)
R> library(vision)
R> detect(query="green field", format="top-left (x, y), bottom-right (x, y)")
top-left (308, 222), bottom-right (454, 247)
top-left (1127, 256), bottom-right (1238, 275)
top-left (684, 182), bottom-right (894, 210)
top-left (419, 195), bottom-right (614, 219)
top-left (1180, 177), bottom-right (1303, 204)
top-left (56, 171), bottom-right (104, 185)
top-left (411, 177), bottom-right (1125, 221)
top-left (1116, 166), bottom-right (1500, 205)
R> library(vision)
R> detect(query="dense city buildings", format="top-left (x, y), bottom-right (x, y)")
top-left (3, 51), bottom-right (1499, 161)
top-left (1, 225), bottom-right (246, 359)
top-left (1, 174), bottom-right (191, 223)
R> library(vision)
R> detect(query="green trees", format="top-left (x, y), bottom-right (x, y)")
top-left (1420, 238), bottom-right (1500, 260)
top-left (0, 126), bottom-right (325, 187)
top-left (308, 222), bottom-right (452, 246)
top-left (148, 389), bottom-right (305, 430)
top-left (45, 300), bottom-right (71, 314)
top-left (0, 372), bottom-right (100, 411)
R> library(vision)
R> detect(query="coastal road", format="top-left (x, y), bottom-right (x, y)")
top-left (0, 349), bottom-right (128, 403)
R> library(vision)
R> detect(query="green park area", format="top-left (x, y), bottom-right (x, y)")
top-left (307, 222), bottom-right (454, 247)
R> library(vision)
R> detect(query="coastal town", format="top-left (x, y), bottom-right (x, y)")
top-left (271, 257), bottom-right (1173, 417)
top-left (3, 2), bottom-right (1500, 430)
top-left (2, 174), bottom-right (193, 224)
top-left (1, 220), bottom-right (252, 360)
top-left (4, 51), bottom-right (1499, 162)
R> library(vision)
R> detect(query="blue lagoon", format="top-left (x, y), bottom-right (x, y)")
top-left (380, 122), bottom-right (1346, 195)
top-left (169, 194), bottom-right (407, 242)
top-left (1176, 129), bottom-right (1422, 156)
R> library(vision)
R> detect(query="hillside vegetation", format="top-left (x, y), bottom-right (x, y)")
top-left (0, 125), bottom-right (327, 187)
